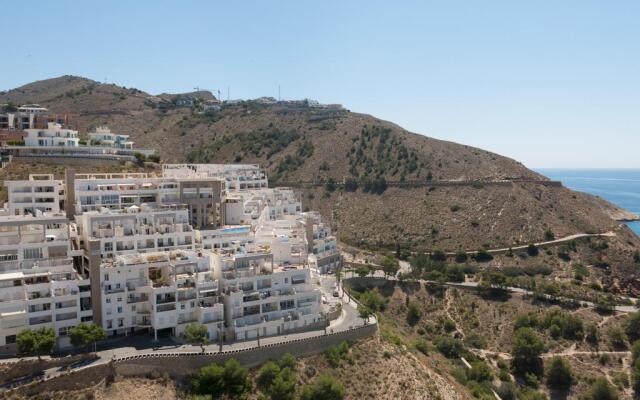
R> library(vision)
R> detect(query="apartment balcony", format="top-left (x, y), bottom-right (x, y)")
top-left (55, 312), bottom-right (77, 322)
top-left (177, 291), bottom-right (196, 302)
top-left (127, 294), bottom-right (149, 304)
top-left (0, 259), bottom-right (21, 273)
top-left (53, 289), bottom-right (78, 297)
top-left (156, 294), bottom-right (176, 304)
top-left (177, 314), bottom-right (198, 324)
top-left (104, 286), bottom-right (125, 295)
top-left (156, 303), bottom-right (176, 313)
top-left (126, 278), bottom-right (149, 291)
top-left (27, 291), bottom-right (51, 300)
top-left (243, 292), bottom-right (261, 303)
top-left (29, 315), bottom-right (53, 325)
top-left (134, 317), bottom-right (152, 327)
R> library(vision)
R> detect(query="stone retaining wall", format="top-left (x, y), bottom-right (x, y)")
top-left (114, 323), bottom-right (377, 378)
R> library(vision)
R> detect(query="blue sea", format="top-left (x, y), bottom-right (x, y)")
top-left (536, 169), bottom-right (640, 236)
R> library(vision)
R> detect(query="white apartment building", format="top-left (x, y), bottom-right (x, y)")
top-left (196, 225), bottom-right (253, 251)
top-left (70, 173), bottom-right (180, 215)
top-left (24, 122), bottom-right (79, 147)
top-left (88, 126), bottom-right (134, 149)
top-left (163, 164), bottom-right (268, 191)
top-left (212, 249), bottom-right (322, 341)
top-left (97, 250), bottom-right (224, 340)
top-left (68, 171), bottom-right (225, 230)
top-left (303, 212), bottom-right (341, 274)
top-left (0, 213), bottom-right (90, 353)
top-left (224, 188), bottom-right (301, 227)
top-left (76, 205), bottom-right (195, 259)
top-left (4, 174), bottom-right (64, 216)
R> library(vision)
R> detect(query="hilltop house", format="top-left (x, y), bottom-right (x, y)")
top-left (88, 127), bottom-right (134, 149)
top-left (24, 122), bottom-right (79, 147)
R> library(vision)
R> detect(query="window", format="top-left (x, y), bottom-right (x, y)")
top-left (104, 242), bottom-right (113, 252)
top-left (23, 247), bottom-right (43, 260)
top-left (106, 298), bottom-right (111, 303)
top-left (103, 273), bottom-right (109, 281)
top-left (117, 306), bottom-right (123, 313)
top-left (117, 297), bottom-right (122, 302)
top-left (106, 320), bottom-right (113, 329)
top-left (5, 335), bottom-right (16, 344)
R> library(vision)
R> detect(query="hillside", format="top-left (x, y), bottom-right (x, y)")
top-left (1, 75), bottom-right (638, 270)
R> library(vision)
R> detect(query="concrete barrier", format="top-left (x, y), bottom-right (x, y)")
top-left (114, 323), bottom-right (377, 378)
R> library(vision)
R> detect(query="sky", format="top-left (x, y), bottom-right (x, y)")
top-left (1, 1), bottom-right (638, 169)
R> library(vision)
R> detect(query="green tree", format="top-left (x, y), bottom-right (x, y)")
top-left (511, 328), bottom-right (545, 375)
top-left (356, 265), bottom-right (369, 278)
top-left (68, 323), bottom-right (107, 352)
top-left (584, 377), bottom-right (618, 400)
top-left (257, 361), bottom-right (281, 392)
top-left (544, 229), bottom-right (555, 241)
top-left (406, 302), bottom-right (422, 326)
top-left (545, 356), bottom-right (573, 389)
top-left (608, 326), bottom-right (627, 349)
top-left (585, 323), bottom-right (599, 346)
top-left (358, 304), bottom-right (372, 322)
top-left (300, 375), bottom-right (345, 400)
top-left (381, 255), bottom-right (400, 278)
top-left (434, 336), bottom-right (464, 358)
top-left (625, 312), bottom-right (640, 342)
top-left (527, 244), bottom-right (539, 256)
top-left (192, 363), bottom-right (225, 398)
top-left (133, 152), bottom-right (147, 165)
top-left (268, 367), bottom-right (296, 400)
top-left (324, 178), bottom-right (337, 192)
top-left (454, 251), bottom-right (468, 263)
top-left (16, 327), bottom-right (56, 358)
top-left (257, 360), bottom-right (297, 400)
top-left (278, 353), bottom-right (296, 371)
top-left (467, 361), bottom-right (493, 382)
top-left (191, 359), bottom-right (249, 398)
top-left (184, 323), bottom-right (209, 351)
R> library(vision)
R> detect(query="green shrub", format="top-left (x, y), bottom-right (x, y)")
top-left (406, 302), bottom-right (422, 326)
top-left (434, 336), bottom-right (464, 358)
top-left (414, 339), bottom-right (429, 355)
top-left (545, 356), bottom-right (573, 389)
top-left (300, 375), bottom-right (345, 400)
top-left (584, 377), bottom-right (619, 400)
top-left (324, 341), bottom-right (350, 367)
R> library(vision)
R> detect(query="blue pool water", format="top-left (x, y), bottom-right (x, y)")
top-left (222, 226), bottom-right (250, 234)
top-left (536, 169), bottom-right (640, 236)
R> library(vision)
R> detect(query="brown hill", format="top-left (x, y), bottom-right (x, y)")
top-left (1, 75), bottom-right (637, 258)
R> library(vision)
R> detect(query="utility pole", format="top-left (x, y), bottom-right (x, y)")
top-left (218, 326), bottom-right (223, 351)
top-left (227, 87), bottom-right (230, 101)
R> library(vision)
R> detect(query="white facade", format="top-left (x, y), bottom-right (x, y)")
top-left (4, 174), bottom-right (64, 216)
top-left (77, 205), bottom-right (195, 259)
top-left (0, 214), bottom-right (90, 351)
top-left (212, 251), bottom-right (321, 341)
top-left (98, 250), bottom-right (224, 340)
top-left (163, 164), bottom-right (268, 191)
top-left (88, 127), bottom-right (134, 149)
top-left (24, 122), bottom-right (79, 147)
top-left (0, 162), bottom-right (334, 352)
top-left (304, 212), bottom-right (340, 273)
top-left (73, 173), bottom-right (180, 214)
